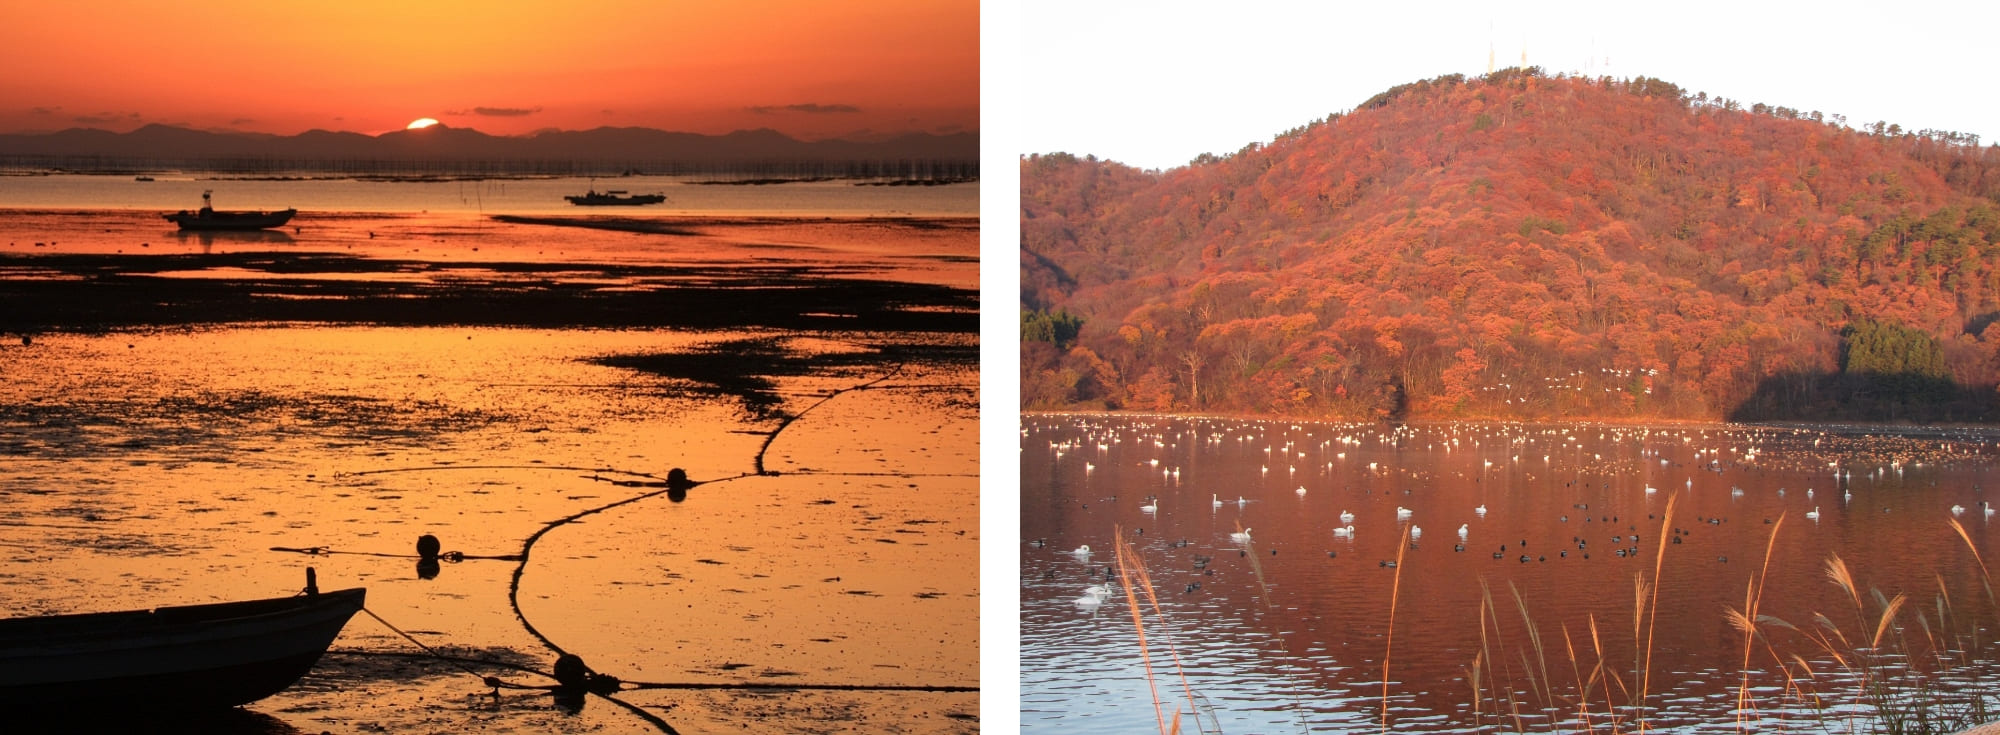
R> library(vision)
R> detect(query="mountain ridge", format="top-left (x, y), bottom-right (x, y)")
top-left (0, 123), bottom-right (978, 174)
top-left (1021, 68), bottom-right (2000, 422)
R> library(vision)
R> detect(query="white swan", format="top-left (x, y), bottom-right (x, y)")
top-left (1140, 502), bottom-right (1158, 513)
top-left (1952, 504), bottom-right (1967, 516)
top-left (1212, 493), bottom-right (1223, 508)
top-left (1296, 485), bottom-right (1308, 496)
top-left (1339, 510), bottom-right (1356, 524)
top-left (1237, 496), bottom-right (1247, 507)
top-left (1084, 585), bottom-right (1112, 599)
top-left (1230, 528), bottom-right (1253, 543)
top-left (1457, 523), bottom-right (1469, 540)
top-left (1475, 504), bottom-right (1487, 516)
top-left (1805, 506), bottom-right (1820, 520)
top-left (1333, 525), bottom-right (1354, 538)
top-left (1070, 545), bottom-right (1091, 557)
top-left (1645, 485), bottom-right (1657, 495)
top-left (1074, 595), bottom-right (1102, 608)
top-left (1410, 525), bottom-right (1422, 540)
top-left (1396, 506), bottom-right (1413, 520)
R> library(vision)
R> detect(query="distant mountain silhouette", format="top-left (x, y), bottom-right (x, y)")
top-left (0, 123), bottom-right (978, 176)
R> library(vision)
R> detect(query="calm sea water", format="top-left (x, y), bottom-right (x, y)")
top-left (1022, 415), bottom-right (2000, 734)
top-left (0, 172), bottom-right (977, 216)
top-left (0, 179), bottom-right (979, 732)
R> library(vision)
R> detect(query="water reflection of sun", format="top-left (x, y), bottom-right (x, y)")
top-left (406, 117), bottom-right (439, 129)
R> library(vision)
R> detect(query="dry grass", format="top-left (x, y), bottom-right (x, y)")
top-left (1382, 522), bottom-right (1410, 734)
top-left (1457, 500), bottom-right (2000, 735)
top-left (1088, 502), bottom-right (2000, 734)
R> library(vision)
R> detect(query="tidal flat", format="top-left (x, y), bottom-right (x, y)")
top-left (0, 209), bottom-right (978, 733)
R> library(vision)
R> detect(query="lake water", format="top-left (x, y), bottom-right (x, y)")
top-left (0, 172), bottom-right (978, 216)
top-left (0, 179), bottom-right (979, 732)
top-left (1021, 414), bottom-right (2000, 734)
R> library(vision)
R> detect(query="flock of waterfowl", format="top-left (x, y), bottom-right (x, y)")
top-left (1027, 415), bottom-right (2000, 611)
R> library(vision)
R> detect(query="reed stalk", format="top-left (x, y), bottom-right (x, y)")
top-left (1382, 521), bottom-right (1410, 734)
top-left (1727, 512), bottom-right (1785, 731)
top-left (1635, 491), bottom-right (1678, 733)
top-left (1129, 523), bottom-right (1202, 725)
top-left (1111, 525), bottom-right (1168, 734)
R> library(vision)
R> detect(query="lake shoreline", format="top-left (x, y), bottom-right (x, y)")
top-left (1020, 408), bottom-right (2000, 437)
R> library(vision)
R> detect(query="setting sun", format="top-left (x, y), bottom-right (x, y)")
top-left (405, 117), bottom-right (440, 130)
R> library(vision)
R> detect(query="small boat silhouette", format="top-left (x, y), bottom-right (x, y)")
top-left (564, 188), bottom-right (666, 206)
top-left (163, 190), bottom-right (295, 230)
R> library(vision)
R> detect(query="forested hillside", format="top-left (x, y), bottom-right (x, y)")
top-left (1021, 68), bottom-right (2000, 422)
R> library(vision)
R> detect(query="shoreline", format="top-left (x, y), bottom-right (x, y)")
top-left (0, 210), bottom-right (979, 334)
top-left (1021, 409), bottom-right (2000, 437)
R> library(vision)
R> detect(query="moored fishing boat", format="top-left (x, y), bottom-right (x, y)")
top-left (564, 188), bottom-right (667, 206)
top-left (163, 190), bottom-right (297, 230)
top-left (0, 574), bottom-right (364, 711)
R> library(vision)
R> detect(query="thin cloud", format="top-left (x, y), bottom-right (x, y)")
top-left (747, 103), bottom-right (862, 115)
top-left (29, 106), bottom-right (61, 115)
top-left (446, 106), bottom-right (544, 117)
top-left (73, 111), bottom-right (140, 125)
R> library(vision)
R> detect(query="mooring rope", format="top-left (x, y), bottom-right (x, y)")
top-left (752, 363), bottom-right (905, 476)
top-left (271, 546), bottom-right (521, 562)
top-left (339, 465), bottom-right (668, 480)
top-left (308, 357), bottom-right (974, 733)
top-left (503, 470), bottom-right (754, 658)
top-left (359, 606), bottom-right (544, 689)
top-left (357, 605), bottom-right (681, 733)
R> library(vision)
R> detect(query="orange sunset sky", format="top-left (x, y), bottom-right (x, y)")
top-left (0, 0), bottom-right (977, 140)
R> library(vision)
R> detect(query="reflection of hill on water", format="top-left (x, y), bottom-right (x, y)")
top-left (1730, 371), bottom-right (1995, 423)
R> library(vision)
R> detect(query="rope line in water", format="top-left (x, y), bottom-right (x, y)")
top-left (338, 464), bottom-right (668, 480)
top-left (337, 356), bottom-right (971, 733)
top-left (614, 681), bottom-right (978, 693)
top-left (753, 363), bottom-right (905, 476)
top-left (325, 649), bottom-right (552, 680)
top-left (272, 546), bottom-right (521, 562)
top-left (359, 606), bottom-right (541, 689)
top-left (359, 607), bottom-right (682, 733)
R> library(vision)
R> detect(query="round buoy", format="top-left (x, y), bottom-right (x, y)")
top-left (417, 534), bottom-right (441, 561)
top-left (554, 654), bottom-right (589, 690)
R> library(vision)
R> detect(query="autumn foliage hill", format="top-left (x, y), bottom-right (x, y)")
top-left (1021, 69), bottom-right (2000, 421)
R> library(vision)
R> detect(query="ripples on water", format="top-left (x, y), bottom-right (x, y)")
top-left (0, 191), bottom-right (978, 732)
top-left (1022, 415), bottom-right (2000, 734)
